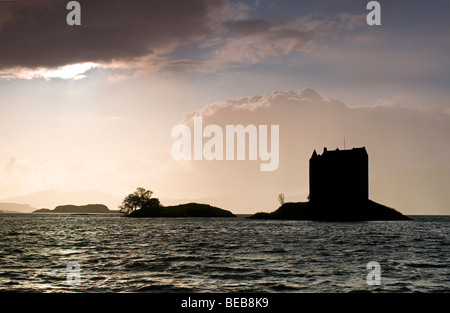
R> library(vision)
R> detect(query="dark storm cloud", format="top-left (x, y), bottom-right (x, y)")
top-left (224, 18), bottom-right (271, 35)
top-left (0, 0), bottom-right (225, 69)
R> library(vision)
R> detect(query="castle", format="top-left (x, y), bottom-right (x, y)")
top-left (249, 146), bottom-right (409, 220)
top-left (309, 147), bottom-right (368, 203)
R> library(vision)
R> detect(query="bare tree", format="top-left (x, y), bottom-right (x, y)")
top-left (278, 193), bottom-right (285, 206)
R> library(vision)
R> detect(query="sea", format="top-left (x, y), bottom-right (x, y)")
top-left (0, 214), bottom-right (449, 293)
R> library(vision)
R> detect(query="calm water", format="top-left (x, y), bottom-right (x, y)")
top-left (0, 214), bottom-right (449, 293)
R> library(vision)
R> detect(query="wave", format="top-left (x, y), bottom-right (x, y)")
top-left (1, 214), bottom-right (449, 292)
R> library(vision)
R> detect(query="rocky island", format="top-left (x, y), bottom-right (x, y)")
top-left (249, 200), bottom-right (409, 221)
top-left (120, 187), bottom-right (235, 218)
top-left (127, 202), bottom-right (235, 218)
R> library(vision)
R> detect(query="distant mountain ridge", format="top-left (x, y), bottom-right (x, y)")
top-left (0, 203), bottom-right (36, 213)
top-left (1, 189), bottom-right (122, 212)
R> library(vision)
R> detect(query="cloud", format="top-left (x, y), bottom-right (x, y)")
top-left (0, 0), bottom-right (227, 70)
top-left (4, 62), bottom-right (98, 80)
top-left (224, 18), bottom-right (272, 35)
top-left (173, 12), bottom-right (367, 72)
top-left (0, 1), bottom-right (367, 78)
top-left (167, 88), bottom-right (450, 213)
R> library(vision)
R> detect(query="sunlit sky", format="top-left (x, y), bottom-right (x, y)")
top-left (0, 0), bottom-right (449, 214)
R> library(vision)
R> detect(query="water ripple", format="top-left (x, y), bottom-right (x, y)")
top-left (0, 214), bottom-right (449, 292)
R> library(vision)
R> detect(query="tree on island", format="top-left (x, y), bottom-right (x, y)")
top-left (119, 187), bottom-right (161, 215)
top-left (278, 193), bottom-right (285, 206)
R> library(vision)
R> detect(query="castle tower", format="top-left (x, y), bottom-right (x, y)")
top-left (309, 147), bottom-right (368, 203)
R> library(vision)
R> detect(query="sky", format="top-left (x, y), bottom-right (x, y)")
top-left (0, 0), bottom-right (449, 214)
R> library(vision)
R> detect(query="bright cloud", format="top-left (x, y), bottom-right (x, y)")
top-left (1, 62), bottom-right (98, 80)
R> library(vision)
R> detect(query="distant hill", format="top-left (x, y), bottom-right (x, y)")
top-left (128, 203), bottom-right (236, 218)
top-left (33, 204), bottom-right (119, 214)
top-left (2, 189), bottom-right (122, 212)
top-left (0, 203), bottom-right (36, 213)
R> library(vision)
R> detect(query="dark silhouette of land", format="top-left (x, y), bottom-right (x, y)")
top-left (33, 204), bottom-right (119, 214)
top-left (250, 147), bottom-right (410, 221)
top-left (30, 148), bottom-right (410, 220)
top-left (127, 202), bottom-right (235, 218)
top-left (249, 200), bottom-right (409, 221)
top-left (119, 187), bottom-right (235, 218)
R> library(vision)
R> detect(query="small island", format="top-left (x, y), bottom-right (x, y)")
top-left (249, 200), bottom-right (409, 221)
top-left (120, 187), bottom-right (235, 218)
top-left (250, 147), bottom-right (410, 221)
top-left (128, 202), bottom-right (235, 218)
top-left (33, 204), bottom-right (119, 214)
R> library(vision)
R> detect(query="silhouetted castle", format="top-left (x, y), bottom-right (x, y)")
top-left (249, 146), bottom-right (409, 220)
top-left (309, 147), bottom-right (368, 203)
